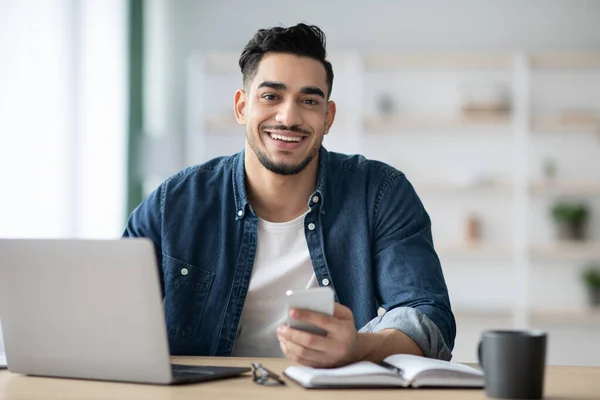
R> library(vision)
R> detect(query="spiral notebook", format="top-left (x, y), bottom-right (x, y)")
top-left (284, 354), bottom-right (483, 389)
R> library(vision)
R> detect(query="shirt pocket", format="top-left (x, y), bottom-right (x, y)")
top-left (163, 254), bottom-right (215, 340)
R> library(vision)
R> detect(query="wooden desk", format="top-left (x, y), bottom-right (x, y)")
top-left (1, 356), bottom-right (599, 399)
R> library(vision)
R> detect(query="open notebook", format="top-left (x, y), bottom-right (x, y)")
top-left (284, 354), bottom-right (483, 389)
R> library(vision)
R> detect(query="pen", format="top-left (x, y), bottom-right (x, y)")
top-left (379, 360), bottom-right (405, 377)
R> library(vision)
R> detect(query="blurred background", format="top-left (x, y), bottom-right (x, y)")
top-left (1, 0), bottom-right (599, 365)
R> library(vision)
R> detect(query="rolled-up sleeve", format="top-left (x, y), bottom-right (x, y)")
top-left (370, 170), bottom-right (456, 359)
top-left (359, 307), bottom-right (453, 360)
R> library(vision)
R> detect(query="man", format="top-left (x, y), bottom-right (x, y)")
top-left (123, 23), bottom-right (455, 368)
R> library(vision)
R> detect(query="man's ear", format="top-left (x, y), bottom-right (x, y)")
top-left (234, 89), bottom-right (247, 125)
top-left (324, 100), bottom-right (336, 135)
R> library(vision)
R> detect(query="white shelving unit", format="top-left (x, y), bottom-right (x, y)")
top-left (186, 51), bottom-right (600, 331)
top-left (363, 114), bottom-right (512, 133)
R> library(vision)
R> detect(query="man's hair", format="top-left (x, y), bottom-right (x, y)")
top-left (239, 23), bottom-right (334, 98)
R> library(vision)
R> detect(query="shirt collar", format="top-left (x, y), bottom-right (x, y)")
top-left (232, 146), bottom-right (330, 220)
top-left (232, 149), bottom-right (249, 220)
top-left (309, 146), bottom-right (328, 214)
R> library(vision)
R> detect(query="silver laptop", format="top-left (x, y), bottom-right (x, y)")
top-left (0, 238), bottom-right (250, 384)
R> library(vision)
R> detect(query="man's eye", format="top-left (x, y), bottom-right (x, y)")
top-left (302, 99), bottom-right (318, 105)
top-left (262, 94), bottom-right (278, 100)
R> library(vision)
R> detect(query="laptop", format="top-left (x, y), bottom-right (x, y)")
top-left (0, 238), bottom-right (250, 384)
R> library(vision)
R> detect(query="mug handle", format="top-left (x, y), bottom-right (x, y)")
top-left (477, 339), bottom-right (484, 371)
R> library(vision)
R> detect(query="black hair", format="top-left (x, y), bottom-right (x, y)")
top-left (239, 23), bottom-right (334, 98)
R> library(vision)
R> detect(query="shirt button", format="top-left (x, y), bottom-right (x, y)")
top-left (312, 195), bottom-right (319, 203)
top-left (308, 223), bottom-right (316, 231)
top-left (237, 210), bottom-right (243, 217)
top-left (322, 278), bottom-right (330, 286)
top-left (181, 268), bottom-right (189, 276)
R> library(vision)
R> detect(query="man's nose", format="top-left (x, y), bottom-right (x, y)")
top-left (275, 100), bottom-right (302, 128)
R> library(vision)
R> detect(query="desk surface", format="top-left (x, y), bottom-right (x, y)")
top-left (1, 356), bottom-right (599, 399)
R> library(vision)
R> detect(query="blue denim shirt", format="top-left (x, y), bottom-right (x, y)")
top-left (123, 147), bottom-right (455, 360)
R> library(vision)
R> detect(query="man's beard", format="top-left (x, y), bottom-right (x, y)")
top-left (247, 128), bottom-right (322, 176)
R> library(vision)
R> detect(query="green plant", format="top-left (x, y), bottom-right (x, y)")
top-left (551, 202), bottom-right (589, 222)
top-left (582, 266), bottom-right (600, 289)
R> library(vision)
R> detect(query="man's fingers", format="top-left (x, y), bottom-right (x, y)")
top-left (278, 336), bottom-right (329, 367)
top-left (333, 302), bottom-right (354, 320)
top-left (279, 337), bottom-right (288, 354)
top-left (277, 325), bottom-right (329, 352)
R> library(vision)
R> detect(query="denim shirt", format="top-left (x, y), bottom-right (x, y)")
top-left (123, 147), bottom-right (456, 360)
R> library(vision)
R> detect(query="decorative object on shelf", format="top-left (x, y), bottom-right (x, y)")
top-left (581, 265), bottom-right (600, 307)
top-left (542, 158), bottom-right (557, 180)
top-left (465, 214), bottom-right (482, 244)
top-left (551, 201), bottom-right (589, 241)
top-left (376, 93), bottom-right (395, 115)
top-left (459, 82), bottom-right (511, 120)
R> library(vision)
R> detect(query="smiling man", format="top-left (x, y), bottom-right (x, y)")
top-left (123, 23), bottom-right (455, 367)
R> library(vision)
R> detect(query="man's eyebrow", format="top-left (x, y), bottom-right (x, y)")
top-left (257, 81), bottom-right (287, 91)
top-left (300, 86), bottom-right (325, 98)
top-left (256, 81), bottom-right (326, 99)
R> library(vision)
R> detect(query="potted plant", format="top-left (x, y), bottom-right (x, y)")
top-left (582, 265), bottom-right (600, 307)
top-left (551, 202), bottom-right (589, 241)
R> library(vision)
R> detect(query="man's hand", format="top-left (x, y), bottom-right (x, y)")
top-left (276, 303), bottom-right (357, 368)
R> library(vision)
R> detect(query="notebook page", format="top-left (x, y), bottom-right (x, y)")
top-left (383, 354), bottom-right (483, 381)
top-left (284, 361), bottom-right (407, 387)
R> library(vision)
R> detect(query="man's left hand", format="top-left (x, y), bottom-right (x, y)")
top-left (276, 302), bottom-right (358, 368)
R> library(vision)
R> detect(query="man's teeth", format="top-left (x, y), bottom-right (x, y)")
top-left (269, 132), bottom-right (302, 142)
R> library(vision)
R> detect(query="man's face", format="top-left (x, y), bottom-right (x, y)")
top-left (235, 53), bottom-right (335, 175)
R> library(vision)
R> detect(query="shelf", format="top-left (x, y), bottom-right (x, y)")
top-left (437, 241), bottom-right (600, 261)
top-left (413, 180), bottom-right (512, 195)
top-left (530, 241), bottom-right (600, 261)
top-left (364, 114), bottom-right (512, 133)
top-left (436, 242), bottom-right (513, 258)
top-left (364, 53), bottom-right (514, 70)
top-left (529, 309), bottom-right (600, 325)
top-left (438, 241), bottom-right (600, 261)
top-left (531, 115), bottom-right (600, 134)
top-left (530, 180), bottom-right (600, 196)
top-left (530, 53), bottom-right (600, 69)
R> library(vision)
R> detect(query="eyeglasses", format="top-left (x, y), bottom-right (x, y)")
top-left (251, 362), bottom-right (286, 386)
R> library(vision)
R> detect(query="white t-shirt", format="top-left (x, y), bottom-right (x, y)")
top-left (231, 210), bottom-right (317, 357)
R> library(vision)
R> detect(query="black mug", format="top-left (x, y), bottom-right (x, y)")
top-left (478, 330), bottom-right (547, 399)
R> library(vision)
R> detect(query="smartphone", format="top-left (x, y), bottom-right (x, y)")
top-left (285, 286), bottom-right (334, 336)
